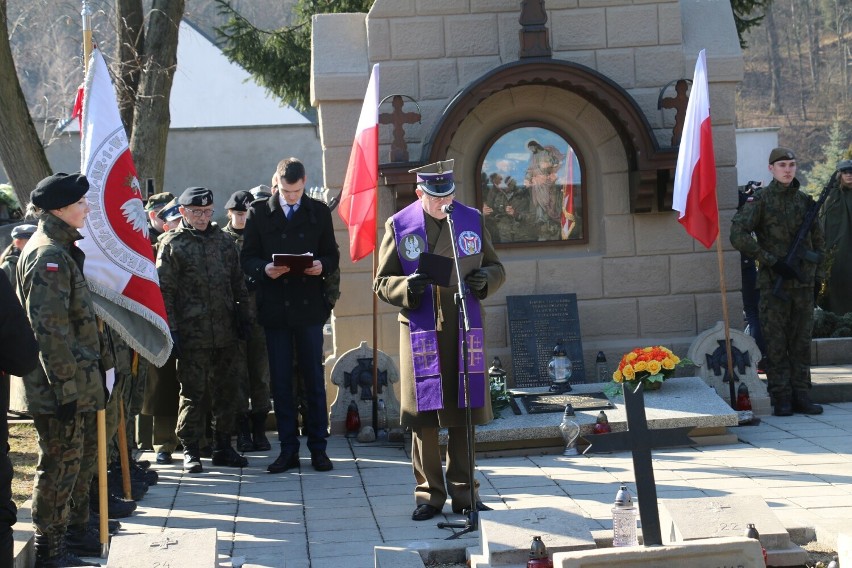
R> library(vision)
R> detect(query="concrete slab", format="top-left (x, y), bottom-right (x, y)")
top-left (105, 528), bottom-right (217, 567)
top-left (374, 546), bottom-right (425, 568)
top-left (553, 536), bottom-right (764, 568)
top-left (478, 503), bottom-right (596, 565)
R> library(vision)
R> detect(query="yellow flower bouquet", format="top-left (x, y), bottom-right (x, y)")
top-left (611, 346), bottom-right (685, 390)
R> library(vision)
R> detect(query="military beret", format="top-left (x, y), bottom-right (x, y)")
top-left (224, 190), bottom-right (254, 211)
top-left (145, 192), bottom-right (175, 211)
top-left (837, 159), bottom-right (852, 172)
top-left (409, 159), bottom-right (456, 197)
top-left (30, 173), bottom-right (89, 210)
top-left (156, 198), bottom-right (182, 222)
top-left (11, 224), bottom-right (37, 239)
top-left (768, 147), bottom-right (796, 164)
top-left (249, 185), bottom-right (272, 200)
top-left (178, 187), bottom-right (213, 207)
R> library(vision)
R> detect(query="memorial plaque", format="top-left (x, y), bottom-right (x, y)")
top-left (105, 528), bottom-right (217, 568)
top-left (507, 294), bottom-right (585, 387)
top-left (513, 392), bottom-right (612, 415)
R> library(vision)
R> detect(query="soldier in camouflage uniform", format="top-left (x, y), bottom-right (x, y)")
top-left (16, 173), bottom-right (108, 567)
top-left (0, 224), bottom-right (36, 288)
top-left (223, 190), bottom-right (272, 452)
top-left (730, 148), bottom-right (825, 417)
top-left (482, 174), bottom-right (535, 244)
top-left (157, 187), bottom-right (251, 473)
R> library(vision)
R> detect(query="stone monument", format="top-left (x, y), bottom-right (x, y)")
top-left (329, 341), bottom-right (400, 435)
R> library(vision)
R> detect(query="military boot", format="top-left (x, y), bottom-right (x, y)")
top-left (55, 538), bottom-right (100, 567)
top-left (90, 484), bottom-right (137, 519)
top-left (793, 389), bottom-right (823, 414)
top-left (106, 470), bottom-right (148, 501)
top-left (183, 442), bottom-right (203, 473)
top-left (66, 523), bottom-right (102, 558)
top-left (34, 532), bottom-right (59, 568)
top-left (88, 512), bottom-right (120, 535)
top-left (211, 431), bottom-right (249, 467)
top-left (251, 411), bottom-right (272, 451)
top-left (773, 394), bottom-right (793, 416)
top-left (236, 414), bottom-right (254, 452)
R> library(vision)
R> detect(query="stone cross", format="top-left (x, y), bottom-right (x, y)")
top-left (149, 535), bottom-right (178, 550)
top-left (660, 79), bottom-right (690, 146)
top-left (379, 95), bottom-right (420, 163)
top-left (584, 382), bottom-right (694, 546)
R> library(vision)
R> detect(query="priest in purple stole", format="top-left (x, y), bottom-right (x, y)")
top-left (374, 160), bottom-right (505, 522)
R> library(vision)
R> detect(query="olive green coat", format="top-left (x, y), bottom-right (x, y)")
top-left (374, 207), bottom-right (505, 428)
top-left (15, 214), bottom-right (108, 414)
top-left (820, 181), bottom-right (852, 314)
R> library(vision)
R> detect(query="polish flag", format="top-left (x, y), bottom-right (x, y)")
top-left (73, 46), bottom-right (172, 366)
top-left (339, 64), bottom-right (380, 262)
top-left (672, 49), bottom-right (718, 249)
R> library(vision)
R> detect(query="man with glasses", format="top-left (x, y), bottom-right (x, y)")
top-left (156, 187), bottom-right (252, 473)
top-left (241, 158), bottom-right (340, 474)
top-left (374, 159), bottom-right (505, 521)
top-left (819, 159), bottom-right (852, 315)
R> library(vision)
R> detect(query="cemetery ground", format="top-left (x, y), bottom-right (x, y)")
top-left (9, 417), bottom-right (836, 568)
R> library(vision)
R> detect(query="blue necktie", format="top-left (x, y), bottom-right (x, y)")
top-left (286, 205), bottom-right (294, 220)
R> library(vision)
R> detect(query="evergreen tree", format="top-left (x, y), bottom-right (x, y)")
top-left (801, 121), bottom-right (850, 196)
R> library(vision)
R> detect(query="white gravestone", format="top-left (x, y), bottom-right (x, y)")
top-left (329, 341), bottom-right (400, 435)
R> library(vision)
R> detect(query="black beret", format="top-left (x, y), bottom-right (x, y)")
top-left (837, 159), bottom-right (852, 172)
top-left (31, 173), bottom-right (89, 210)
top-left (224, 190), bottom-right (254, 211)
top-left (145, 192), bottom-right (175, 211)
top-left (178, 187), bottom-right (214, 207)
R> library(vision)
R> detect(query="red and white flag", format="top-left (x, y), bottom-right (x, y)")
top-left (672, 49), bottom-right (718, 249)
top-left (339, 63), bottom-right (379, 262)
top-left (73, 46), bottom-right (172, 366)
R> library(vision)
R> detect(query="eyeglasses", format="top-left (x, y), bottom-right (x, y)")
top-left (185, 208), bottom-right (215, 219)
top-left (425, 193), bottom-right (455, 201)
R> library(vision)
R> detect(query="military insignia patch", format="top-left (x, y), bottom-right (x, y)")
top-left (46, 262), bottom-right (59, 272)
top-left (457, 231), bottom-right (481, 255)
top-left (400, 233), bottom-right (425, 261)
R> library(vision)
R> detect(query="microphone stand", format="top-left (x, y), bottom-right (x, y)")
top-left (436, 203), bottom-right (480, 539)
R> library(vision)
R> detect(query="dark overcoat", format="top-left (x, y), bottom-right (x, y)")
top-left (240, 194), bottom-right (340, 329)
top-left (374, 205), bottom-right (505, 428)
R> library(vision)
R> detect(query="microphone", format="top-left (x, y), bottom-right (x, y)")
top-left (441, 203), bottom-right (454, 214)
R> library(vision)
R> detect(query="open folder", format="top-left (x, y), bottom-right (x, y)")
top-left (417, 252), bottom-right (483, 287)
top-left (273, 253), bottom-right (314, 271)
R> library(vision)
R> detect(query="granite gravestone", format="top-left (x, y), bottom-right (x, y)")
top-left (105, 528), bottom-right (217, 567)
top-left (507, 294), bottom-right (586, 388)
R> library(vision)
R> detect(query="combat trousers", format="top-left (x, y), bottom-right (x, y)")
top-left (31, 413), bottom-right (83, 539)
top-left (759, 285), bottom-right (814, 397)
top-left (104, 373), bottom-right (129, 465)
top-left (176, 347), bottom-right (242, 445)
top-left (411, 426), bottom-right (480, 511)
top-left (153, 415), bottom-right (179, 453)
top-left (125, 356), bottom-right (148, 449)
top-left (245, 322), bottom-right (271, 413)
top-left (69, 412), bottom-right (97, 528)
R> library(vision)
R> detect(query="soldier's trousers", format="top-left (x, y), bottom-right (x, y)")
top-left (411, 426), bottom-right (480, 510)
top-left (69, 412), bottom-right (97, 528)
top-left (125, 355), bottom-right (148, 449)
top-left (245, 322), bottom-right (271, 413)
top-left (105, 374), bottom-right (129, 465)
top-left (759, 285), bottom-right (814, 397)
top-left (176, 347), bottom-right (242, 444)
top-left (153, 415), bottom-right (179, 453)
top-left (31, 413), bottom-right (83, 539)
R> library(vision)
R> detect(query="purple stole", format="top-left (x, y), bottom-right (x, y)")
top-left (392, 201), bottom-right (486, 412)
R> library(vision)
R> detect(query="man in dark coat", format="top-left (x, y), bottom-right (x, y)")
top-left (241, 158), bottom-right (340, 474)
top-left (374, 159), bottom-right (505, 521)
top-left (820, 159), bottom-right (852, 315)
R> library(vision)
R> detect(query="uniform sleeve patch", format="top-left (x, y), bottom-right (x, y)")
top-left (45, 262), bottom-right (59, 272)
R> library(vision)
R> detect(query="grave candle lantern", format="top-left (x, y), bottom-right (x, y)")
top-left (345, 400), bottom-right (361, 437)
top-left (558, 403), bottom-right (581, 456)
top-left (548, 339), bottom-right (572, 393)
top-left (612, 484), bottom-right (639, 547)
top-left (489, 356), bottom-right (508, 397)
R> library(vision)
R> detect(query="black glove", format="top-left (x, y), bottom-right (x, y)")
top-left (406, 272), bottom-right (434, 297)
top-left (55, 399), bottom-right (77, 422)
top-left (465, 269), bottom-right (488, 292)
top-left (772, 261), bottom-right (797, 280)
top-left (170, 331), bottom-right (182, 359)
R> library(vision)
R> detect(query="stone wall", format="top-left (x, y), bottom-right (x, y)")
top-left (312, 0), bottom-right (745, 384)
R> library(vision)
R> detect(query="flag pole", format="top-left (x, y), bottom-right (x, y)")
top-left (371, 136), bottom-right (380, 436)
top-left (82, 0), bottom-right (110, 557)
top-left (714, 225), bottom-right (738, 410)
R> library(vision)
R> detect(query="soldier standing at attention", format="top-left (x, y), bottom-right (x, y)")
top-left (223, 190), bottom-right (272, 453)
top-left (16, 173), bottom-right (109, 567)
top-left (731, 148), bottom-right (825, 417)
top-left (156, 187), bottom-right (251, 473)
top-left (0, 223), bottom-right (37, 287)
top-left (373, 160), bottom-right (505, 521)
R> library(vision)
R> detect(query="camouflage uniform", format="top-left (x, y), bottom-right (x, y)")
top-left (156, 219), bottom-right (250, 446)
top-left (486, 183), bottom-right (535, 243)
top-left (0, 244), bottom-right (19, 288)
top-left (15, 213), bottom-right (108, 547)
top-left (730, 178), bottom-right (825, 400)
top-left (223, 222), bottom-right (271, 415)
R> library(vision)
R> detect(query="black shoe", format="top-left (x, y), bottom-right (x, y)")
top-left (130, 460), bottom-right (158, 485)
top-left (267, 451), bottom-right (299, 474)
top-left (251, 411), bottom-right (272, 451)
top-left (310, 451), bottom-right (333, 472)
top-left (212, 446), bottom-right (249, 467)
top-left (183, 444), bottom-right (202, 473)
top-left (793, 389), bottom-right (824, 414)
top-left (773, 395), bottom-right (793, 416)
top-left (66, 524), bottom-right (102, 557)
top-left (411, 504), bottom-right (441, 521)
top-left (90, 491), bottom-right (137, 519)
top-left (134, 459), bottom-right (151, 469)
top-left (156, 451), bottom-right (173, 465)
top-left (199, 445), bottom-right (213, 458)
top-left (236, 414), bottom-right (254, 452)
top-left (106, 471), bottom-right (147, 501)
top-left (88, 513), bottom-right (120, 535)
top-left (452, 500), bottom-right (493, 514)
